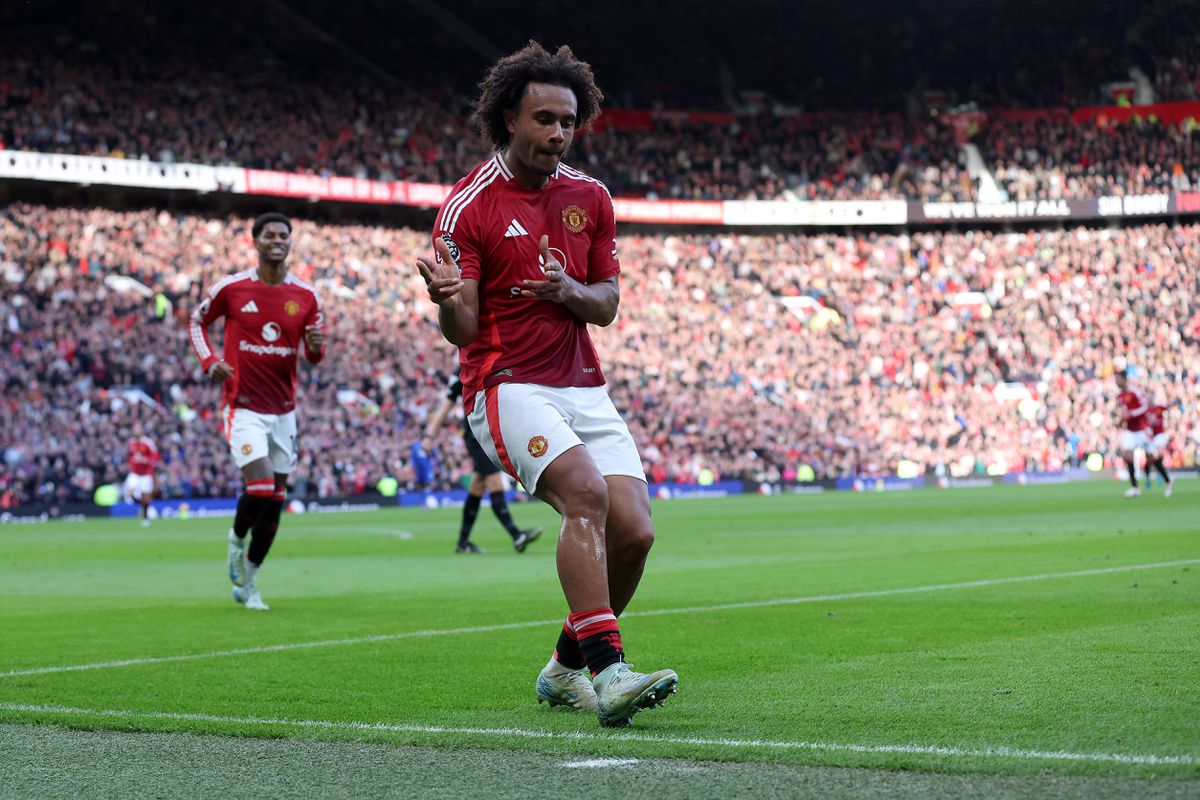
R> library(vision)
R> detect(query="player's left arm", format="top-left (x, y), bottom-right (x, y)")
top-left (302, 296), bottom-right (326, 364)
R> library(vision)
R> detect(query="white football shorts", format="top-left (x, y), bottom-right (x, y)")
top-left (1146, 432), bottom-right (1169, 457)
top-left (224, 407), bottom-right (298, 473)
top-left (467, 384), bottom-right (645, 495)
top-left (124, 472), bottom-right (154, 501)
top-left (1120, 429), bottom-right (1152, 452)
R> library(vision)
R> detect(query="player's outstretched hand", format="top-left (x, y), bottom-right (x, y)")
top-left (208, 361), bottom-right (234, 383)
top-left (416, 237), bottom-right (465, 306)
top-left (520, 235), bottom-right (573, 302)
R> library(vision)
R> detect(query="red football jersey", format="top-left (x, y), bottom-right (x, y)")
top-left (433, 154), bottom-right (621, 410)
top-left (1119, 386), bottom-right (1150, 431)
top-left (127, 437), bottom-right (160, 476)
top-left (189, 269), bottom-right (325, 414)
top-left (1144, 405), bottom-right (1167, 436)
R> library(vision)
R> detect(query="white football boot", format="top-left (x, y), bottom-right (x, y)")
top-left (231, 583), bottom-right (269, 611)
top-left (536, 659), bottom-right (598, 712)
top-left (592, 661), bottom-right (678, 727)
top-left (227, 529), bottom-right (247, 587)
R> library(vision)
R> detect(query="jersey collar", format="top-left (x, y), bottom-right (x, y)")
top-left (495, 151), bottom-right (560, 183)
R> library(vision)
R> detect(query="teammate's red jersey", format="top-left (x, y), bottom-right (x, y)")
top-left (127, 437), bottom-right (160, 476)
top-left (433, 154), bottom-right (621, 410)
top-left (1144, 405), bottom-right (1167, 436)
top-left (189, 269), bottom-right (325, 414)
top-left (1119, 385), bottom-right (1150, 431)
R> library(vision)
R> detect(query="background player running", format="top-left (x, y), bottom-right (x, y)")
top-left (190, 212), bottom-right (326, 610)
top-left (1115, 369), bottom-right (1172, 498)
top-left (125, 421), bottom-right (160, 527)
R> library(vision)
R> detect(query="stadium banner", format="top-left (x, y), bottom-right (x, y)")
top-left (909, 198), bottom-right (1090, 222)
top-left (612, 198), bottom-right (725, 224)
top-left (931, 476), bottom-right (1004, 489)
top-left (0, 503), bottom-right (95, 524)
top-left (1004, 467), bottom-right (1098, 485)
top-left (7, 151), bottom-right (1200, 226)
top-left (810, 200), bottom-right (908, 226)
top-left (753, 479), bottom-right (840, 495)
top-left (1071, 99), bottom-right (1200, 126)
top-left (836, 476), bottom-right (926, 492)
top-left (908, 194), bottom-right (1178, 223)
top-left (398, 488), bottom-right (519, 508)
top-left (111, 497), bottom-right (238, 518)
top-left (110, 493), bottom-right (395, 518)
top-left (649, 480), bottom-right (744, 500)
top-left (721, 200), bottom-right (906, 226)
top-left (0, 150), bottom-right (231, 192)
top-left (243, 169), bottom-right (408, 204)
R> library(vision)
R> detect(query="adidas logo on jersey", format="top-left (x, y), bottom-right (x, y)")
top-left (504, 219), bottom-right (529, 238)
top-left (240, 301), bottom-right (260, 313)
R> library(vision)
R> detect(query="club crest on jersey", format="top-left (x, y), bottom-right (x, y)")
top-left (261, 322), bottom-right (281, 342)
top-left (562, 205), bottom-right (588, 233)
top-left (284, 300), bottom-right (301, 316)
top-left (527, 435), bottom-right (548, 458)
top-left (241, 444), bottom-right (253, 456)
top-left (437, 233), bottom-right (461, 265)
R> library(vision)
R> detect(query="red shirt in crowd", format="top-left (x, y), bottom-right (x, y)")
top-left (127, 437), bottom-right (160, 476)
top-left (189, 268), bottom-right (325, 414)
top-left (433, 154), bottom-right (621, 411)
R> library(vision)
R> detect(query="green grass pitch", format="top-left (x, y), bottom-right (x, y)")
top-left (1, 481), bottom-right (1197, 795)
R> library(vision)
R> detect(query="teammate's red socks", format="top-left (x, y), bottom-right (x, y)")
top-left (246, 478), bottom-right (275, 498)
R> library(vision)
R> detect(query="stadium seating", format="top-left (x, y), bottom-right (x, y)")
top-left (2, 204), bottom-right (1197, 506)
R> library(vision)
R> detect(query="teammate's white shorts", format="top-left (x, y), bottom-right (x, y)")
top-left (1146, 432), bottom-right (1169, 457)
top-left (224, 407), bottom-right (297, 473)
top-left (467, 384), bottom-right (645, 495)
top-left (1120, 429), bottom-right (1152, 452)
top-left (124, 472), bottom-right (154, 502)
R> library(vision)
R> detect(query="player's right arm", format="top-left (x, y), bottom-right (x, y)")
top-left (416, 237), bottom-right (479, 346)
top-left (189, 283), bottom-right (234, 382)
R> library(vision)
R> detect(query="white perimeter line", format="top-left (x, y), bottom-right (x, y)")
top-left (0, 703), bottom-right (1193, 767)
top-left (2, 559), bottom-right (1196, 680)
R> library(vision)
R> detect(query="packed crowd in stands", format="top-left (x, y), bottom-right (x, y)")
top-left (0, 40), bottom-right (971, 202)
top-left (7, 0), bottom-right (1200, 203)
top-left (978, 115), bottom-right (1200, 200)
top-left (7, 30), bottom-right (1200, 204)
top-left (3, 203), bottom-right (1198, 508)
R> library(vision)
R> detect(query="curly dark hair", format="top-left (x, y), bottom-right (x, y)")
top-left (252, 212), bottom-right (291, 239)
top-left (472, 41), bottom-right (604, 149)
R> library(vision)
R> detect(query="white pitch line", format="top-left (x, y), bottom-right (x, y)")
top-left (561, 758), bottom-right (640, 768)
top-left (2, 559), bottom-right (1196, 680)
top-left (0, 703), bottom-right (1193, 767)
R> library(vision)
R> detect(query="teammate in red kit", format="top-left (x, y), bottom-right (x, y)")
top-left (1142, 403), bottom-right (1175, 498)
top-left (416, 42), bottom-right (677, 727)
top-left (125, 422), bottom-right (160, 526)
top-left (1115, 370), bottom-right (1172, 498)
top-left (190, 212), bottom-right (326, 610)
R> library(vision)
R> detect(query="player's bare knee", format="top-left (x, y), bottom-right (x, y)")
top-left (564, 475), bottom-right (609, 521)
top-left (620, 520), bottom-right (655, 559)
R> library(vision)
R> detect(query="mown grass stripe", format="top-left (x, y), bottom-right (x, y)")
top-left (2, 558), bottom-right (1195, 679)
